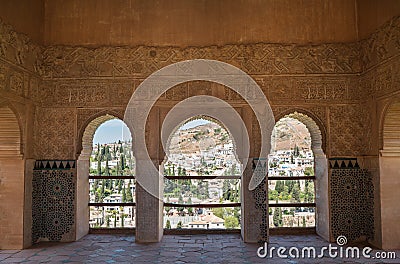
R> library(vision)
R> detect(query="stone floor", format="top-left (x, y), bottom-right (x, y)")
top-left (0, 234), bottom-right (399, 263)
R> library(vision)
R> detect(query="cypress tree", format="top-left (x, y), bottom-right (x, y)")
top-left (177, 221), bottom-right (182, 229)
top-left (166, 219), bottom-right (171, 229)
top-left (105, 157), bottom-right (110, 176)
top-left (121, 213), bottom-right (124, 227)
top-left (126, 180), bottom-right (133, 202)
top-left (97, 158), bottom-right (102, 176)
top-left (118, 179), bottom-right (123, 193)
top-left (122, 184), bottom-right (127, 202)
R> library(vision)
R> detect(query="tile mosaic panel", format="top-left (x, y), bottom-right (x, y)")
top-left (32, 160), bottom-right (76, 243)
top-left (330, 166), bottom-right (374, 243)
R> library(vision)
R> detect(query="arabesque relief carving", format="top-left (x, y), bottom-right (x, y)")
top-left (34, 108), bottom-right (76, 159)
top-left (1, 16), bottom-right (400, 159)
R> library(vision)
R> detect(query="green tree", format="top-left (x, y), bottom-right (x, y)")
top-left (121, 212), bottom-right (125, 227)
top-left (126, 180), bottom-right (133, 202)
top-left (165, 197), bottom-right (171, 213)
top-left (177, 195), bottom-right (184, 213)
top-left (118, 179), bottom-right (123, 193)
top-left (224, 216), bottom-right (239, 228)
top-left (122, 184), bottom-right (127, 202)
top-left (105, 157), bottom-right (110, 176)
top-left (212, 208), bottom-right (224, 219)
top-left (273, 207), bottom-right (283, 227)
top-left (222, 180), bottom-right (230, 200)
top-left (294, 144), bottom-right (300, 157)
top-left (100, 180), bottom-right (105, 201)
top-left (120, 154), bottom-right (126, 175)
top-left (112, 210), bottom-right (117, 227)
top-left (116, 161), bottom-right (120, 176)
top-left (292, 181), bottom-right (301, 203)
top-left (285, 180), bottom-right (294, 194)
top-left (165, 219), bottom-right (171, 229)
top-left (106, 214), bottom-right (110, 227)
top-left (97, 158), bottom-right (102, 175)
top-left (275, 180), bottom-right (285, 193)
top-left (304, 180), bottom-right (314, 202)
top-left (177, 221), bottom-right (182, 229)
top-left (304, 167), bottom-right (314, 176)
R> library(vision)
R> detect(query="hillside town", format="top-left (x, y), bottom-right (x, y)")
top-left (89, 117), bottom-right (316, 229)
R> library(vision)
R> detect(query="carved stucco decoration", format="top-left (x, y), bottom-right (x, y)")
top-left (0, 63), bottom-right (7, 91)
top-left (35, 75), bottom-right (360, 108)
top-left (9, 71), bottom-right (24, 96)
top-left (34, 79), bottom-right (135, 107)
top-left (361, 16), bottom-right (400, 71)
top-left (40, 42), bottom-right (362, 79)
top-left (0, 15), bottom-right (399, 80)
top-left (266, 76), bottom-right (354, 102)
top-left (34, 107), bottom-right (76, 159)
top-left (362, 59), bottom-right (400, 99)
top-left (0, 16), bottom-right (399, 160)
top-left (329, 104), bottom-right (372, 156)
top-left (0, 18), bottom-right (42, 74)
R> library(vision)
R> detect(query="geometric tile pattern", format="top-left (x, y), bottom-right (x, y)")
top-left (34, 160), bottom-right (76, 170)
top-left (252, 158), bottom-right (268, 243)
top-left (32, 160), bottom-right (76, 243)
top-left (328, 158), bottom-right (360, 169)
top-left (330, 168), bottom-right (374, 243)
top-left (252, 178), bottom-right (268, 243)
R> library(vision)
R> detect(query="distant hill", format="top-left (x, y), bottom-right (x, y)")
top-left (169, 122), bottom-right (230, 154)
top-left (169, 118), bottom-right (311, 154)
top-left (271, 118), bottom-right (311, 151)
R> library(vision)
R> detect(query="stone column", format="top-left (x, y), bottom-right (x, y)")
top-left (23, 159), bottom-right (34, 248)
top-left (314, 150), bottom-right (330, 241)
top-left (76, 155), bottom-right (90, 240)
top-left (241, 160), bottom-right (268, 243)
top-left (135, 158), bottom-right (163, 242)
top-left (240, 106), bottom-right (268, 243)
top-left (0, 157), bottom-right (25, 249)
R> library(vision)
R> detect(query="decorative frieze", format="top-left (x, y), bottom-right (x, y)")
top-left (40, 42), bottom-right (362, 79)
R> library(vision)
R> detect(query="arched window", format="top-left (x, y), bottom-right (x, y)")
top-left (163, 116), bottom-right (242, 231)
top-left (77, 114), bottom-right (135, 236)
top-left (89, 119), bottom-right (135, 229)
top-left (268, 116), bottom-right (316, 229)
top-left (268, 111), bottom-right (328, 238)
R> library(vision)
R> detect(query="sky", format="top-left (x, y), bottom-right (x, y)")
top-left (93, 119), bottom-right (132, 144)
top-left (93, 118), bottom-right (211, 145)
top-left (179, 119), bottom-right (210, 130)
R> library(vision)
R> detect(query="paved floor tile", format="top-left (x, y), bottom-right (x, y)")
top-left (0, 234), bottom-right (399, 263)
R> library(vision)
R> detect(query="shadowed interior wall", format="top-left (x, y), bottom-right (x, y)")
top-left (43, 0), bottom-right (360, 46)
top-left (0, 0), bottom-right (44, 44)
